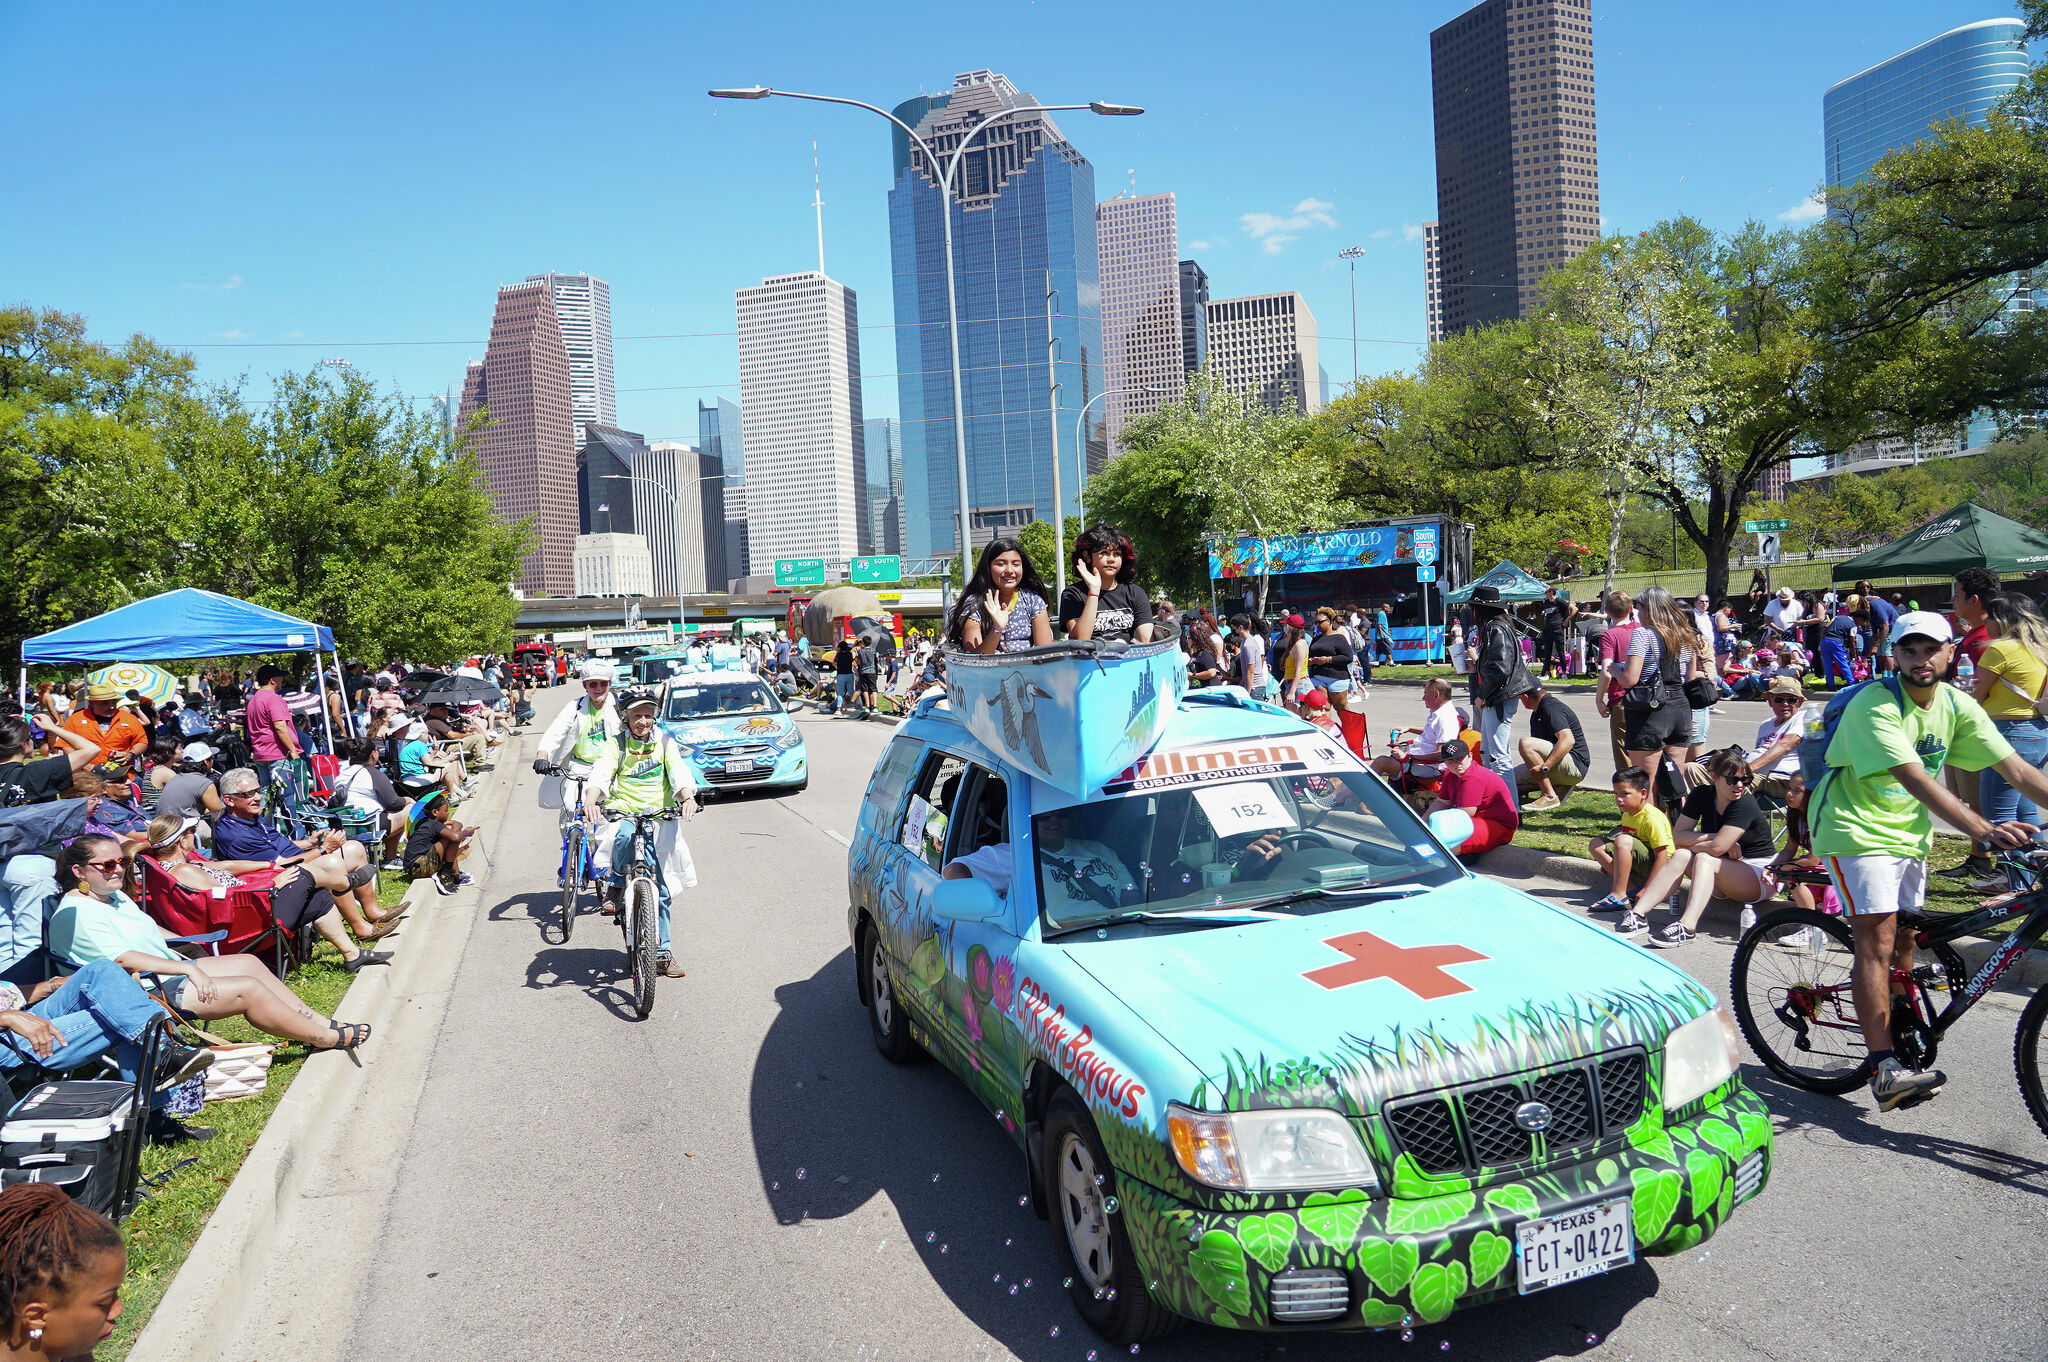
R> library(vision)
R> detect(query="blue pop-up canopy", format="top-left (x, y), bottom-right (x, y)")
top-left (22, 588), bottom-right (333, 664)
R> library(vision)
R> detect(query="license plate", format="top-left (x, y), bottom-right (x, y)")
top-left (1515, 1196), bottom-right (1635, 1294)
top-left (723, 758), bottom-right (757, 774)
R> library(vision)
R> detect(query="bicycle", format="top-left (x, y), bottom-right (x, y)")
top-left (1730, 838), bottom-right (2048, 1136)
top-left (599, 803), bottom-right (686, 1020)
top-left (541, 765), bottom-right (596, 942)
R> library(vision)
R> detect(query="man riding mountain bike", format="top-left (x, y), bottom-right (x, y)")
top-left (586, 688), bottom-right (697, 979)
top-left (1812, 611), bottom-right (2048, 1111)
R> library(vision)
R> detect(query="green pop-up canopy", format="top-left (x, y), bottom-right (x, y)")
top-left (1444, 560), bottom-right (1552, 606)
top-left (1832, 502), bottom-right (2048, 582)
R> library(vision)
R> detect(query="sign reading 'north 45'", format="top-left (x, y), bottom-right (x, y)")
top-left (774, 558), bottom-right (827, 587)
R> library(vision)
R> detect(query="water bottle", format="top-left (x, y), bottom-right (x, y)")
top-left (1956, 654), bottom-right (1975, 689)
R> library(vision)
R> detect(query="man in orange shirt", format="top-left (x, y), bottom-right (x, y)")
top-left (64, 682), bottom-right (149, 763)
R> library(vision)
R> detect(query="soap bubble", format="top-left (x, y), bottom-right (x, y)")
top-left (1402, 1314), bottom-right (1414, 1328)
top-left (1063, 1277), bottom-right (1074, 1288)
top-left (1138, 861), bottom-right (1152, 879)
top-left (1023, 1278), bottom-right (1032, 1288)
top-left (796, 1168), bottom-right (807, 1180)
top-left (1439, 1344), bottom-right (1451, 1353)
top-left (1004, 1239), bottom-right (1012, 1246)
top-left (1017, 1196), bottom-right (1028, 1207)
top-left (925, 1232), bottom-right (936, 1243)
top-left (940, 1244), bottom-right (949, 1254)
top-left (1106, 1289), bottom-right (1117, 1301)
top-left (771, 1182), bottom-right (780, 1191)
top-left (1050, 1327), bottom-right (1060, 1338)
top-left (1129, 1348), bottom-right (1140, 1356)
top-left (1585, 1334), bottom-right (1600, 1345)
top-left (931, 1173), bottom-right (940, 1182)
top-left (1401, 1332), bottom-right (1414, 1344)
top-left (1105, 1196), bottom-right (1120, 1213)
top-left (1008, 1285), bottom-right (1018, 1296)
top-left (992, 1274), bottom-right (1001, 1283)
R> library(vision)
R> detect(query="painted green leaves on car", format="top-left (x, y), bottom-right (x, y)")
top-left (1483, 1182), bottom-right (1540, 1221)
top-left (1630, 1166), bottom-right (1683, 1243)
top-left (1410, 1260), bottom-right (1470, 1323)
top-left (1189, 1231), bottom-right (1252, 1316)
top-left (1387, 1189), bottom-right (1476, 1237)
top-left (1300, 1188), bottom-right (1370, 1249)
top-left (1358, 1298), bottom-right (1409, 1328)
top-left (1235, 1212), bottom-right (1297, 1274)
top-left (1685, 1148), bottom-right (1724, 1219)
top-left (1353, 1237), bottom-right (1420, 1296)
top-left (1625, 1110), bottom-right (1675, 1164)
top-left (1468, 1230), bottom-right (1512, 1288)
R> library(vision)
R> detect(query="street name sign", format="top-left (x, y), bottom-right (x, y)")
top-left (1743, 518), bottom-right (1790, 533)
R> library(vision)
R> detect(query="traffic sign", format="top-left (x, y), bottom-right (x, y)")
top-left (1416, 564), bottom-right (1437, 583)
top-left (1744, 518), bottom-right (1790, 533)
top-left (774, 558), bottom-right (827, 587)
top-left (1756, 532), bottom-right (1783, 566)
top-left (850, 555), bottom-right (902, 585)
top-left (1417, 544), bottom-right (1439, 565)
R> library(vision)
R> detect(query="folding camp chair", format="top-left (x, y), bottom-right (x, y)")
top-left (134, 856), bottom-right (310, 976)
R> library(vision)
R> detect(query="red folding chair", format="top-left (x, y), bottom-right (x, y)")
top-left (134, 856), bottom-right (307, 976)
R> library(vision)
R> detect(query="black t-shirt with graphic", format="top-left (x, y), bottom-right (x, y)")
top-left (0, 756), bottom-right (73, 807)
top-left (1058, 581), bottom-right (1153, 644)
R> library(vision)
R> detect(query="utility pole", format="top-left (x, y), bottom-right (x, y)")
top-left (1046, 269), bottom-right (1066, 592)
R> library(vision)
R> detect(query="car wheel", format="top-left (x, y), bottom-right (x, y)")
top-left (1042, 1089), bottom-right (1183, 1345)
top-left (863, 922), bottom-right (918, 1064)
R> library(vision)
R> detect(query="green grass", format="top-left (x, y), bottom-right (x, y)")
top-left (105, 948), bottom-right (357, 1361)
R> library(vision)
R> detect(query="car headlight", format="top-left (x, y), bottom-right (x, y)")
top-left (774, 725), bottom-right (804, 750)
top-left (1661, 1006), bottom-right (1740, 1111)
top-left (1167, 1103), bottom-right (1380, 1193)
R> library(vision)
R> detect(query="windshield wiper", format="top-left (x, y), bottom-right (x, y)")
top-left (1044, 908), bottom-right (1287, 940)
top-left (1249, 884), bottom-right (1431, 912)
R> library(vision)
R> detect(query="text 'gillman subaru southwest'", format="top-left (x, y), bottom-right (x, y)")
top-left (847, 644), bottom-right (1771, 1345)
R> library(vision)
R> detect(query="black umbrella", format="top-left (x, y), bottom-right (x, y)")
top-left (422, 675), bottom-right (503, 707)
top-left (398, 669), bottom-right (450, 700)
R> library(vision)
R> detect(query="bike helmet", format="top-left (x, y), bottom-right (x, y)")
top-left (618, 684), bottom-right (663, 714)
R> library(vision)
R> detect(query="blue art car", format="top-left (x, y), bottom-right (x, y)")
top-left (846, 650), bottom-right (1772, 1344)
top-left (655, 667), bottom-right (806, 797)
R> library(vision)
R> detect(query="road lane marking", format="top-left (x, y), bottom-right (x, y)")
top-left (825, 829), bottom-right (851, 847)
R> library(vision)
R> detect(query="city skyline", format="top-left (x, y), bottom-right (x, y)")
top-left (11, 2), bottom-right (2025, 453)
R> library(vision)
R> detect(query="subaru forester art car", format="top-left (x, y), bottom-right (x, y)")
top-left (845, 643), bottom-right (1772, 1344)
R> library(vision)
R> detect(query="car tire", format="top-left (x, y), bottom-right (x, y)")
top-left (863, 922), bottom-right (918, 1064)
top-left (1042, 1089), bottom-right (1184, 1345)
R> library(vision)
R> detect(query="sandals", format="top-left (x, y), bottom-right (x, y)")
top-left (317, 1021), bottom-right (372, 1051)
top-left (1588, 893), bottom-right (1632, 914)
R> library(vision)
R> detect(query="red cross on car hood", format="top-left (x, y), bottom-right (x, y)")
top-left (1061, 875), bottom-right (1711, 1109)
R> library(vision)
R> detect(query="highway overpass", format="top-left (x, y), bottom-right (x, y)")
top-left (515, 590), bottom-right (947, 637)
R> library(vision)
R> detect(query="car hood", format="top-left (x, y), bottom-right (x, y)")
top-left (662, 714), bottom-right (792, 746)
top-left (1062, 875), bottom-right (1711, 1113)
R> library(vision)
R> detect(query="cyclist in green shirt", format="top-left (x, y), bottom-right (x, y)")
top-left (586, 691), bottom-right (697, 978)
top-left (1812, 612), bottom-right (2048, 1111)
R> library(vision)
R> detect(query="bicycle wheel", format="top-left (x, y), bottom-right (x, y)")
top-left (627, 875), bottom-right (658, 1020)
top-left (559, 825), bottom-right (581, 942)
top-left (2014, 986), bottom-right (2048, 1142)
top-left (1730, 906), bottom-right (1870, 1093)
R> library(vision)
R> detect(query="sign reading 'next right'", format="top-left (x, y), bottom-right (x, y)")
top-left (774, 558), bottom-right (827, 587)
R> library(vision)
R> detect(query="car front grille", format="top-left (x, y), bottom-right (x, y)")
top-left (702, 767), bottom-right (772, 785)
top-left (699, 741), bottom-right (773, 759)
top-left (1268, 1268), bottom-right (1349, 1322)
top-left (1383, 1049), bottom-right (1647, 1177)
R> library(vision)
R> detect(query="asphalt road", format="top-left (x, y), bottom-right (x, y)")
top-left (344, 682), bottom-right (2048, 1362)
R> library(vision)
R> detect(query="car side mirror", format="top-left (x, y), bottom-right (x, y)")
top-left (932, 876), bottom-right (1003, 923)
top-left (1426, 808), bottom-right (1474, 851)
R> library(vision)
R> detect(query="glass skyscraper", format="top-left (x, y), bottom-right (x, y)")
top-left (889, 70), bottom-right (1102, 559)
top-left (1824, 19), bottom-right (2030, 191)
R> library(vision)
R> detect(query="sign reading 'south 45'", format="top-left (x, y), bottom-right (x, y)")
top-left (846, 683), bottom-right (1771, 1342)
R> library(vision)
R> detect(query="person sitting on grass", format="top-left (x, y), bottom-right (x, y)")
top-left (1513, 682), bottom-right (1587, 811)
top-left (0, 1182), bottom-right (129, 1361)
top-left (144, 813), bottom-right (393, 969)
top-left (48, 835), bottom-right (371, 1055)
top-left (1588, 767), bottom-right (1676, 920)
top-left (1425, 739), bottom-right (1520, 858)
top-left (1618, 747), bottom-right (1783, 948)
top-left (402, 791), bottom-right (473, 897)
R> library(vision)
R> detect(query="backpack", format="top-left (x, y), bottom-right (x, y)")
top-left (1797, 676), bottom-right (1908, 794)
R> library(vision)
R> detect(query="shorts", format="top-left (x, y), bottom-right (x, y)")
top-left (1622, 701), bottom-right (1692, 753)
top-left (1823, 854), bottom-right (1926, 916)
top-left (1598, 830), bottom-right (1657, 877)
top-left (407, 850), bottom-right (446, 881)
top-left (158, 975), bottom-right (191, 1014)
top-left (1320, 676), bottom-right (1353, 694)
top-left (270, 874), bottom-right (337, 930)
top-left (1736, 855), bottom-right (1779, 905)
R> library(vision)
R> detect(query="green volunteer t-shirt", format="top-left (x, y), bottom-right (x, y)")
top-left (1813, 682), bottom-right (2013, 861)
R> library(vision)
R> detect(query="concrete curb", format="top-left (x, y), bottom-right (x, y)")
top-left (129, 728), bottom-right (530, 1362)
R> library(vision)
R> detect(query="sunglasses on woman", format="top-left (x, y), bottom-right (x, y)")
top-left (83, 858), bottom-right (123, 873)
top-left (1719, 772), bottom-right (1752, 787)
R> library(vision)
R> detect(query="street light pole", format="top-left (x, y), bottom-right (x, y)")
top-left (604, 471), bottom-right (725, 630)
top-left (709, 85), bottom-right (1141, 581)
top-left (1337, 246), bottom-right (1364, 387)
top-left (1046, 270), bottom-right (1066, 593)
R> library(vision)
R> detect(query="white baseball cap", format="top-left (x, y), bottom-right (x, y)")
top-left (1889, 610), bottom-right (1955, 646)
top-left (181, 741), bottom-right (215, 762)
top-left (580, 659), bottom-right (616, 682)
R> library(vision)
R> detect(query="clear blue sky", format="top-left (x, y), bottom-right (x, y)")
top-left (4, 1), bottom-right (2018, 444)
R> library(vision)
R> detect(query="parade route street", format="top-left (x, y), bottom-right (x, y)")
top-left (342, 683), bottom-right (2048, 1362)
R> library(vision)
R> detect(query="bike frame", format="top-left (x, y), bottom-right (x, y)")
top-left (557, 774), bottom-right (594, 884)
top-left (1895, 881), bottom-right (2048, 1038)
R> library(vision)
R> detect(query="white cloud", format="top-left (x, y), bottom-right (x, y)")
top-left (1188, 239), bottom-right (1212, 251)
top-left (1369, 229), bottom-right (1391, 240)
top-left (214, 328), bottom-right (245, 339)
top-left (1778, 194), bottom-right (1825, 223)
top-left (1240, 198), bottom-right (1338, 254)
top-left (1402, 223), bottom-right (1426, 243)
top-left (183, 274), bottom-right (244, 294)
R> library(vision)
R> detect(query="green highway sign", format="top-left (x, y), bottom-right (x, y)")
top-left (774, 558), bottom-right (827, 587)
top-left (1744, 519), bottom-right (1790, 533)
top-left (850, 555), bottom-right (902, 585)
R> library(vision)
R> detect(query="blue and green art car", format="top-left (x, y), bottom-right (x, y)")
top-left (847, 667), bottom-right (1772, 1344)
top-left (654, 667), bottom-right (806, 796)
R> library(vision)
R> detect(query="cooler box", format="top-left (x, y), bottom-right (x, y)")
top-left (943, 639), bottom-right (1188, 795)
top-left (1, 1080), bottom-right (142, 1217)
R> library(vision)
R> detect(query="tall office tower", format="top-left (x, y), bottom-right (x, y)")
top-left (1817, 18), bottom-right (2031, 476)
top-left (627, 441), bottom-right (729, 596)
top-left (889, 70), bottom-right (1103, 558)
top-left (735, 271), bottom-right (867, 576)
top-left (1430, 0), bottom-right (1601, 331)
top-left (1096, 193), bottom-right (1186, 459)
top-left (697, 398), bottom-right (748, 585)
top-left (1422, 222), bottom-right (1445, 343)
top-left (863, 417), bottom-right (905, 555)
top-left (1202, 292), bottom-right (1324, 415)
top-left (527, 273), bottom-right (615, 447)
top-left (577, 425), bottom-right (644, 535)
top-left (573, 533), bottom-right (653, 599)
top-left (1177, 260), bottom-right (1210, 377)
top-left (456, 279), bottom-right (578, 594)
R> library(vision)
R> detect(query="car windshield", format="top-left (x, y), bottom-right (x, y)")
top-left (1031, 771), bottom-right (1462, 933)
top-left (663, 678), bottom-right (781, 719)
